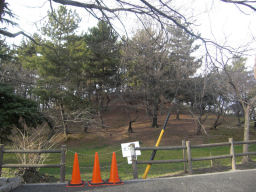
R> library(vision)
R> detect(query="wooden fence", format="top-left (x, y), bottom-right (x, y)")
top-left (130, 138), bottom-right (256, 179)
top-left (0, 145), bottom-right (66, 182)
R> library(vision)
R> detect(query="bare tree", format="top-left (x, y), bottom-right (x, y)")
top-left (222, 55), bottom-right (256, 163)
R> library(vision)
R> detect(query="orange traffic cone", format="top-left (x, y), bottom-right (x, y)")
top-left (88, 152), bottom-right (105, 186)
top-left (106, 152), bottom-right (123, 185)
top-left (67, 152), bottom-right (85, 187)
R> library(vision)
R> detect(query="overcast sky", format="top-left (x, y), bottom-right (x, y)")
top-left (6, 0), bottom-right (256, 69)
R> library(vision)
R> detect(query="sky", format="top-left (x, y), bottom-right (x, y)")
top-left (6, 0), bottom-right (256, 69)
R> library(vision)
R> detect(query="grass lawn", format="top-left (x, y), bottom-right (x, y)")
top-left (41, 142), bottom-right (256, 181)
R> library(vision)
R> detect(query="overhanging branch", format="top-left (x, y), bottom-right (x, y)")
top-left (0, 29), bottom-right (37, 44)
top-left (220, 0), bottom-right (256, 12)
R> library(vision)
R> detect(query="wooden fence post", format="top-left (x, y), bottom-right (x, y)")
top-left (186, 141), bottom-right (192, 174)
top-left (60, 145), bottom-right (66, 182)
top-left (130, 144), bottom-right (138, 179)
top-left (229, 138), bottom-right (236, 171)
top-left (210, 152), bottom-right (214, 167)
top-left (0, 144), bottom-right (4, 177)
top-left (182, 140), bottom-right (187, 173)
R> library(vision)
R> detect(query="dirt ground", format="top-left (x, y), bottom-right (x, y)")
top-left (65, 101), bottom-right (211, 147)
top-left (62, 97), bottom-right (256, 148)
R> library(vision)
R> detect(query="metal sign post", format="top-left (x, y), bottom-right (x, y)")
top-left (142, 112), bottom-right (171, 179)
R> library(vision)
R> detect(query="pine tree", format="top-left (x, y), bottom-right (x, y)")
top-left (18, 6), bottom-right (90, 136)
top-left (84, 21), bottom-right (121, 129)
top-left (0, 83), bottom-right (42, 142)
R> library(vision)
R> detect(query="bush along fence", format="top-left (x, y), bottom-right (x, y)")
top-left (130, 138), bottom-right (256, 179)
top-left (0, 144), bottom-right (66, 182)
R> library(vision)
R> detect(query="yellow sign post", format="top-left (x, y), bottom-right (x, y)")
top-left (142, 112), bottom-right (171, 179)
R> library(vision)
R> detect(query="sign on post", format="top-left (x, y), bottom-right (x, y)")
top-left (121, 141), bottom-right (141, 164)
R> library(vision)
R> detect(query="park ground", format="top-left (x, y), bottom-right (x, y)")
top-left (3, 103), bottom-right (256, 182)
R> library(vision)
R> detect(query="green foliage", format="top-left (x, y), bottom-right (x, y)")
top-left (122, 25), bottom-right (201, 126)
top-left (0, 39), bottom-right (11, 61)
top-left (85, 21), bottom-right (121, 89)
top-left (0, 0), bottom-right (17, 28)
top-left (18, 6), bottom-right (90, 107)
top-left (226, 55), bottom-right (256, 102)
top-left (229, 55), bottom-right (247, 72)
top-left (82, 21), bottom-right (121, 116)
top-left (16, 6), bottom-right (96, 135)
top-left (41, 6), bottom-right (81, 41)
top-left (0, 83), bottom-right (43, 142)
top-left (167, 23), bottom-right (201, 78)
top-left (125, 25), bottom-right (200, 92)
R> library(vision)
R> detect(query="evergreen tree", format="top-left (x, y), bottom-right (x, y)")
top-left (0, 83), bottom-right (43, 143)
top-left (18, 6), bottom-right (90, 136)
top-left (84, 21), bottom-right (121, 128)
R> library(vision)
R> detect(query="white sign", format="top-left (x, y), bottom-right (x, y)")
top-left (121, 141), bottom-right (141, 157)
top-left (121, 141), bottom-right (141, 164)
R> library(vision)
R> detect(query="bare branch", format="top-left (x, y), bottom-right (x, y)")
top-left (0, 29), bottom-right (37, 43)
top-left (220, 0), bottom-right (256, 12)
top-left (52, 0), bottom-right (143, 13)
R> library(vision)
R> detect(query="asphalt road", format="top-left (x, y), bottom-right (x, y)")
top-left (13, 169), bottom-right (256, 192)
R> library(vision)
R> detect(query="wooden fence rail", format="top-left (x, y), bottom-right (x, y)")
top-left (131, 138), bottom-right (256, 179)
top-left (0, 145), bottom-right (66, 182)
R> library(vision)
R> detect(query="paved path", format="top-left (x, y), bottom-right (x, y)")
top-left (13, 169), bottom-right (256, 192)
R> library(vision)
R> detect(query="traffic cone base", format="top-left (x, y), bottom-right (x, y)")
top-left (66, 181), bottom-right (85, 187)
top-left (105, 180), bottom-right (124, 185)
top-left (88, 180), bottom-right (105, 187)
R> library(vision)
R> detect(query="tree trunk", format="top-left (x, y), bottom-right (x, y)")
top-left (97, 92), bottom-right (105, 130)
top-left (195, 113), bottom-right (203, 135)
top-left (128, 121), bottom-right (135, 133)
top-left (212, 112), bottom-right (221, 130)
top-left (236, 110), bottom-right (241, 126)
top-left (176, 109), bottom-right (180, 120)
top-left (60, 103), bottom-right (68, 137)
top-left (242, 104), bottom-right (250, 163)
top-left (196, 120), bottom-right (202, 135)
top-left (254, 117), bottom-right (256, 130)
top-left (189, 110), bottom-right (203, 135)
top-left (253, 112), bottom-right (256, 130)
top-left (98, 110), bottom-right (105, 130)
top-left (152, 100), bottom-right (159, 128)
top-left (84, 122), bottom-right (89, 133)
top-left (152, 116), bottom-right (158, 128)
